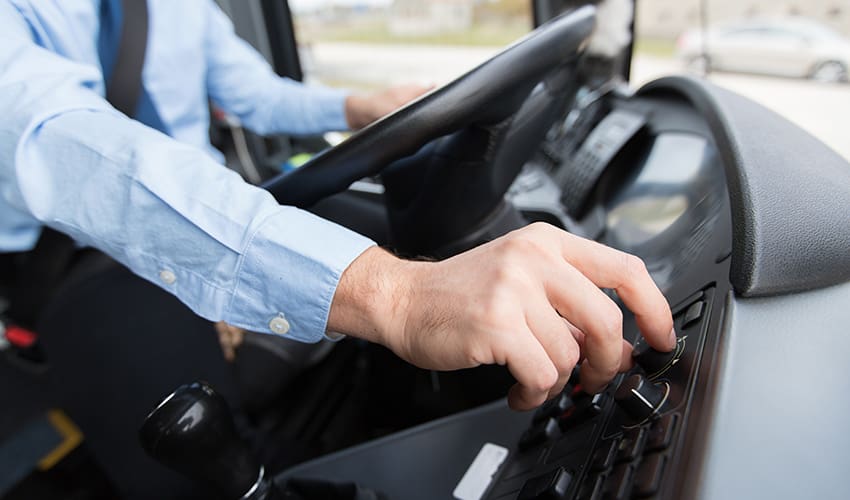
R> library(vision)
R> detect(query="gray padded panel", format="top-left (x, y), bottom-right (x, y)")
top-left (278, 400), bottom-right (530, 500)
top-left (692, 282), bottom-right (850, 500)
top-left (639, 77), bottom-right (850, 297)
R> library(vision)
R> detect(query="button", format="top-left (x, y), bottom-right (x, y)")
top-left (158, 270), bottom-right (176, 285)
top-left (533, 393), bottom-right (574, 425)
top-left (559, 393), bottom-right (607, 431)
top-left (615, 428), bottom-right (647, 464)
top-left (632, 453), bottom-right (667, 497)
top-left (269, 314), bottom-right (290, 335)
top-left (517, 467), bottom-right (572, 500)
top-left (605, 464), bottom-right (635, 500)
top-left (645, 413), bottom-right (678, 453)
top-left (590, 439), bottom-right (619, 472)
top-left (519, 418), bottom-right (560, 451)
top-left (681, 301), bottom-right (705, 329)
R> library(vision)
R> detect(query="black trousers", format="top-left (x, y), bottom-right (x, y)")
top-left (37, 251), bottom-right (239, 499)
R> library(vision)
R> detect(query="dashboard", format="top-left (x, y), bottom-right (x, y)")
top-left (276, 76), bottom-right (850, 499)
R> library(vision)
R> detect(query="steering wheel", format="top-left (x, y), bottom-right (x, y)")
top-left (263, 6), bottom-right (596, 252)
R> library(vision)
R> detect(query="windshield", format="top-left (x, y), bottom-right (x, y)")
top-left (291, 0), bottom-right (531, 90)
top-left (290, 1), bottom-right (849, 161)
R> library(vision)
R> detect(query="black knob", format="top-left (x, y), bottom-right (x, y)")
top-left (632, 335), bottom-right (684, 379)
top-left (139, 382), bottom-right (267, 499)
top-left (614, 374), bottom-right (668, 423)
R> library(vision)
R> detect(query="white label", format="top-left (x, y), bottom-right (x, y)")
top-left (453, 443), bottom-right (509, 500)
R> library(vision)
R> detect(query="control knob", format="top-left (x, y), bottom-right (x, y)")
top-left (614, 374), bottom-right (668, 424)
top-left (632, 335), bottom-right (685, 379)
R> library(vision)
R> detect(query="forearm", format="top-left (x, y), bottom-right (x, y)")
top-left (212, 76), bottom-right (350, 136)
top-left (9, 105), bottom-right (373, 340)
top-left (202, 1), bottom-right (349, 136)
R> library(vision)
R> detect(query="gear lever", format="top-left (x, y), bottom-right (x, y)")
top-left (139, 381), bottom-right (283, 499)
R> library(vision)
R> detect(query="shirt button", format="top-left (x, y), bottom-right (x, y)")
top-left (269, 314), bottom-right (290, 335)
top-left (159, 270), bottom-right (176, 285)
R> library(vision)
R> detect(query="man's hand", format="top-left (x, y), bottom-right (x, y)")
top-left (329, 223), bottom-right (675, 411)
top-left (214, 321), bottom-right (246, 362)
top-left (344, 84), bottom-right (433, 130)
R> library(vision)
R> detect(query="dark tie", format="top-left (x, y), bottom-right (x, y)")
top-left (97, 0), bottom-right (167, 133)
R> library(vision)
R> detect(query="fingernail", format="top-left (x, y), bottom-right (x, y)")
top-left (668, 327), bottom-right (678, 347)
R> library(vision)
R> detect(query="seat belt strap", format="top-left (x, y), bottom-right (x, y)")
top-left (103, 0), bottom-right (150, 118)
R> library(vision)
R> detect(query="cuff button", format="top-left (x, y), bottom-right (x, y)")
top-left (159, 270), bottom-right (177, 285)
top-left (269, 314), bottom-right (290, 335)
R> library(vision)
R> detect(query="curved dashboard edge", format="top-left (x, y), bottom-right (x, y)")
top-left (637, 76), bottom-right (850, 297)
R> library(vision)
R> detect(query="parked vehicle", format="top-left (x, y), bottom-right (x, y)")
top-left (677, 18), bottom-right (850, 83)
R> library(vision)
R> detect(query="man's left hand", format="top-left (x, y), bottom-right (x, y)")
top-left (344, 84), bottom-right (433, 130)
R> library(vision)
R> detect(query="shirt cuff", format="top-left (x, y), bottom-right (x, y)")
top-left (226, 206), bottom-right (374, 343)
top-left (310, 86), bottom-right (350, 132)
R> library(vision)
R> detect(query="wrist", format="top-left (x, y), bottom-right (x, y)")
top-left (328, 246), bottom-right (423, 350)
top-left (344, 94), bottom-right (368, 130)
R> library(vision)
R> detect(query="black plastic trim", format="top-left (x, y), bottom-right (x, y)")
top-left (638, 76), bottom-right (850, 297)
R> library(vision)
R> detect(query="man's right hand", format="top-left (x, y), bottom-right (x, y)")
top-left (329, 222), bottom-right (675, 411)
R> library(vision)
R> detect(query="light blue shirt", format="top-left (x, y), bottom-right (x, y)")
top-left (0, 0), bottom-right (375, 342)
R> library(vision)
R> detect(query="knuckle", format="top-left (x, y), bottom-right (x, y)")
top-left (530, 365), bottom-right (559, 392)
top-left (500, 233), bottom-right (536, 257)
top-left (502, 231), bottom-right (553, 265)
top-left (599, 304), bottom-right (624, 341)
top-left (597, 362), bottom-right (620, 380)
top-left (561, 343), bottom-right (581, 371)
top-left (621, 253), bottom-right (648, 282)
top-left (485, 261), bottom-right (511, 285)
top-left (525, 221), bottom-right (553, 236)
top-left (476, 295), bottom-right (509, 326)
top-left (549, 339), bottom-right (580, 375)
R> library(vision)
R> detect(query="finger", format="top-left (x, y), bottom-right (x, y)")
top-left (213, 321), bottom-right (228, 336)
top-left (620, 339), bottom-right (634, 372)
top-left (503, 328), bottom-right (559, 410)
top-left (556, 233), bottom-right (675, 351)
top-left (543, 263), bottom-right (625, 393)
top-left (565, 319), bottom-right (585, 349)
top-left (524, 300), bottom-right (581, 398)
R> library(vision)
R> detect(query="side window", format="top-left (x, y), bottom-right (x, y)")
top-left (632, 1), bottom-right (850, 162)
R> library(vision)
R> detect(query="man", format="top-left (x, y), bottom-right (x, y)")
top-left (0, 0), bottom-right (675, 497)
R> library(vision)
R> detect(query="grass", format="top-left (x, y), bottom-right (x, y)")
top-left (299, 20), bottom-right (531, 47)
top-left (633, 38), bottom-right (677, 58)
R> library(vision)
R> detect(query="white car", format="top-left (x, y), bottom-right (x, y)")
top-left (677, 18), bottom-right (850, 83)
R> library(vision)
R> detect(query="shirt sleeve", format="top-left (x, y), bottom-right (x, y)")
top-left (0, 3), bottom-right (375, 342)
top-left (202, 0), bottom-right (351, 135)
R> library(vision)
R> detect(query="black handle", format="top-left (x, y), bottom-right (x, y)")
top-left (139, 382), bottom-right (265, 499)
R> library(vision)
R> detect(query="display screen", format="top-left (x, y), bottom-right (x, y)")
top-left (601, 133), bottom-right (727, 290)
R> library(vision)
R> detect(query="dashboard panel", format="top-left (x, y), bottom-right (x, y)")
top-left (276, 77), bottom-right (850, 500)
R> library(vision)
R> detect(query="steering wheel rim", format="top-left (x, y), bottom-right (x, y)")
top-left (263, 6), bottom-right (596, 208)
